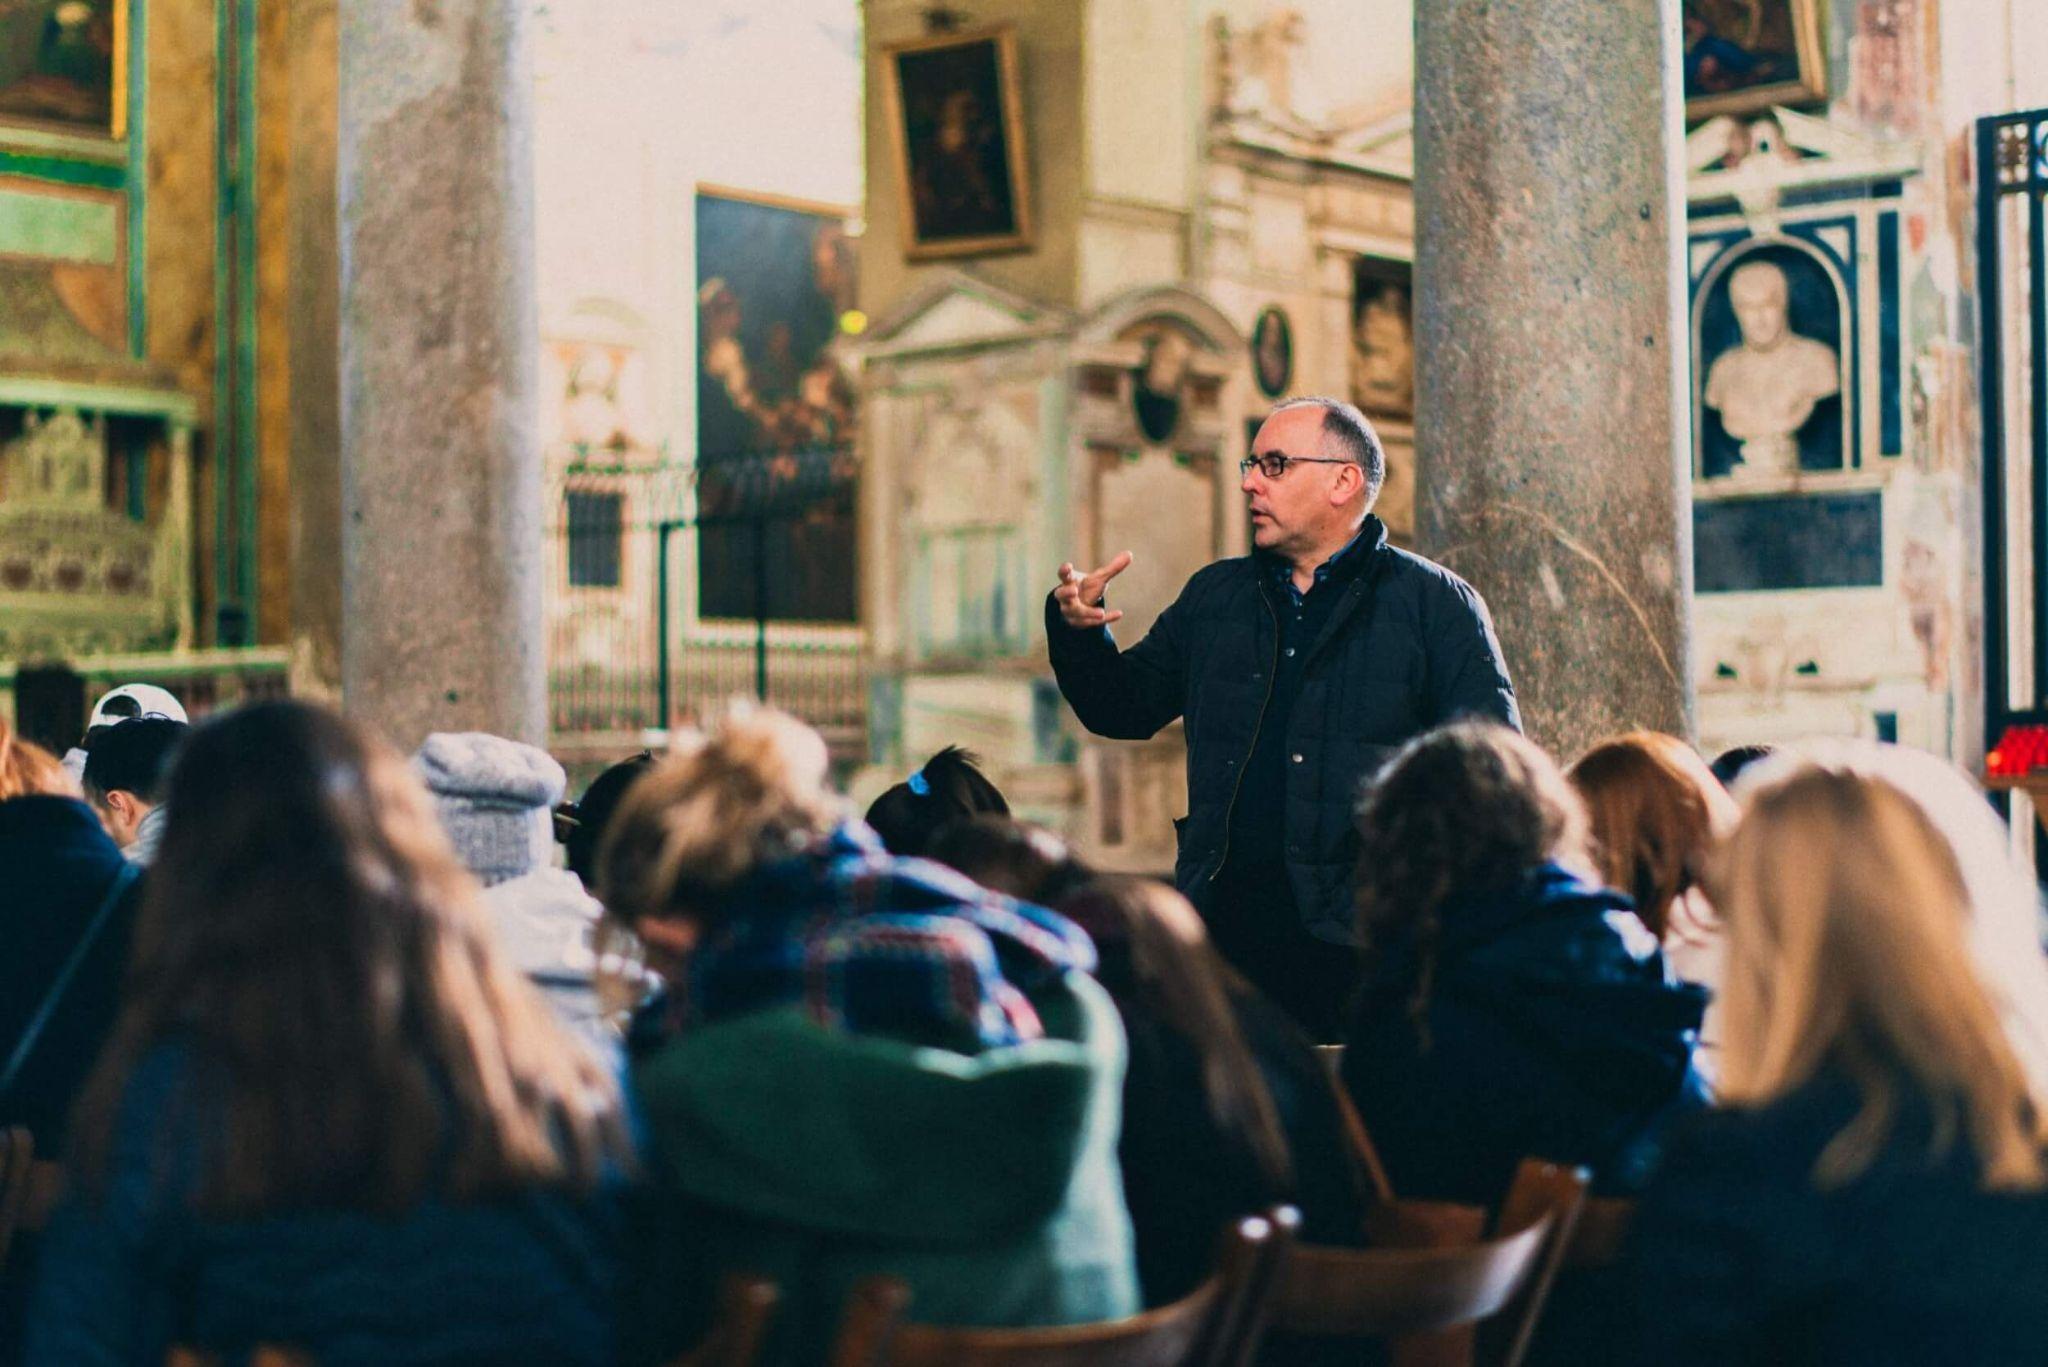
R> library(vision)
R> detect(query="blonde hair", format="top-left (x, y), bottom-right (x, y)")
top-left (0, 715), bottom-right (73, 800)
top-left (1712, 743), bottom-right (2048, 1190)
top-left (597, 705), bottom-right (844, 928)
top-left (1568, 732), bottom-right (1738, 937)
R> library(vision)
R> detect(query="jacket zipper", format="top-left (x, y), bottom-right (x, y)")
top-left (1209, 585), bottom-right (1281, 883)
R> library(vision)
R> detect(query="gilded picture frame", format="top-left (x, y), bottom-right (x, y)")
top-left (881, 25), bottom-right (1034, 261)
top-left (1683, 0), bottom-right (1828, 122)
top-left (0, 0), bottom-right (129, 142)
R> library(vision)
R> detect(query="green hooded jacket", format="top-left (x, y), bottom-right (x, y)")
top-left (625, 970), bottom-right (1140, 1364)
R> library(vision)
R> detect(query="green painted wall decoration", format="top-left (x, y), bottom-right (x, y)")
top-left (0, 184), bottom-right (119, 263)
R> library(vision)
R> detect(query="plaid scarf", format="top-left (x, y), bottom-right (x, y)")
top-left (640, 822), bottom-right (1096, 1053)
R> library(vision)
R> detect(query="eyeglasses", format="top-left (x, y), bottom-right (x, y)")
top-left (1239, 453), bottom-right (1355, 480)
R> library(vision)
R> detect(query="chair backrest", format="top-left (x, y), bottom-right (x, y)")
top-left (0, 1127), bottom-right (34, 1276)
top-left (669, 1275), bottom-right (782, 1367)
top-left (827, 1209), bottom-right (1294, 1367)
top-left (1562, 1196), bottom-right (1635, 1270)
top-left (1270, 1159), bottom-right (1588, 1367)
top-left (0, 1127), bottom-right (59, 1278)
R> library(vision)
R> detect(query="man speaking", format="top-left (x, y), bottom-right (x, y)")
top-left (1047, 397), bottom-right (1518, 1037)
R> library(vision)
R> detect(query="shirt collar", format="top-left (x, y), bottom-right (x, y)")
top-left (1268, 520), bottom-right (1375, 590)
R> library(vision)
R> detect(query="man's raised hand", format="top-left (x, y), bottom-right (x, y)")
top-left (1054, 551), bottom-right (1133, 629)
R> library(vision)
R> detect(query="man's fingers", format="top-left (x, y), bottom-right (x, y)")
top-left (1097, 551), bottom-right (1134, 582)
top-left (1057, 562), bottom-right (1079, 584)
top-left (1102, 609), bottom-right (1124, 624)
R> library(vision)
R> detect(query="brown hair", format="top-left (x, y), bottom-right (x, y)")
top-left (1712, 747), bottom-right (2048, 1189)
top-left (1058, 875), bottom-right (1294, 1193)
top-left (0, 714), bottom-right (72, 800)
top-left (70, 701), bottom-right (628, 1213)
top-left (1568, 732), bottom-right (1738, 937)
top-left (1354, 722), bottom-right (1590, 1034)
top-left (597, 705), bottom-right (843, 932)
top-left (926, 816), bottom-right (1094, 907)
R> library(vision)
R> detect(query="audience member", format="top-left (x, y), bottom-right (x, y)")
top-left (1569, 731), bottom-right (1739, 1019)
top-left (80, 716), bottom-right (187, 865)
top-left (558, 750), bottom-right (656, 886)
top-left (415, 732), bottom-right (615, 1048)
top-left (59, 682), bottom-right (187, 784)
top-left (597, 707), bottom-right (1137, 1365)
top-left (863, 746), bottom-right (1010, 857)
top-left (1342, 721), bottom-right (1710, 1207)
top-left (1708, 742), bottom-right (1775, 788)
top-left (1057, 874), bottom-right (1365, 1305)
top-left (1629, 744), bottom-right (2048, 1364)
top-left (925, 814), bottom-right (1095, 907)
top-left (26, 701), bottom-right (631, 1367)
top-left (0, 719), bottom-right (142, 1147)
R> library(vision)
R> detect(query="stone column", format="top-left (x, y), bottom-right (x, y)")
top-left (287, 0), bottom-right (341, 702)
top-left (1414, 0), bottom-right (1692, 758)
top-left (337, 0), bottom-right (544, 750)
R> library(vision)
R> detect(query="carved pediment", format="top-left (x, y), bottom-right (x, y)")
top-left (860, 270), bottom-right (1072, 360)
top-left (1688, 107), bottom-right (1920, 215)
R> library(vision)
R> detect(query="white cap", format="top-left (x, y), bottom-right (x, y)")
top-left (88, 683), bottom-right (188, 728)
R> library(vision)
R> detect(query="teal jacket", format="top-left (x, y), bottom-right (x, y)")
top-left (625, 970), bottom-right (1140, 1364)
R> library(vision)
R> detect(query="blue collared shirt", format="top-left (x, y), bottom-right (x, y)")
top-left (1271, 525), bottom-right (1369, 611)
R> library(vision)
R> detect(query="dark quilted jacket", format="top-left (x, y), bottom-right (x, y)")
top-left (1046, 515), bottom-right (1518, 943)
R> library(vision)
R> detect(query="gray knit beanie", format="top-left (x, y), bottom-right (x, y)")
top-left (414, 732), bottom-right (567, 887)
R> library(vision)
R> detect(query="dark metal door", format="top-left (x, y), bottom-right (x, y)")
top-left (1979, 108), bottom-right (2048, 744)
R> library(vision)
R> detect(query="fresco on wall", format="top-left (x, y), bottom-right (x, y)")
top-left (0, 0), bottom-right (124, 139)
top-left (694, 188), bottom-right (858, 623)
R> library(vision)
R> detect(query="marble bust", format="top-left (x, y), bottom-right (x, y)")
top-left (1703, 259), bottom-right (1840, 477)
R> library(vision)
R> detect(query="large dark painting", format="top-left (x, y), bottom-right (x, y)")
top-left (0, 0), bottom-right (125, 139)
top-left (694, 188), bottom-right (858, 624)
top-left (883, 26), bottom-right (1032, 260)
top-left (1683, 0), bottom-right (1826, 120)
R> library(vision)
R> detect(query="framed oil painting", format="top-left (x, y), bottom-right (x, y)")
top-left (694, 185), bottom-right (860, 624)
top-left (1251, 306), bottom-right (1292, 399)
top-left (1350, 257), bottom-right (1414, 421)
top-left (0, 0), bottom-right (127, 141)
top-left (881, 25), bottom-right (1033, 261)
top-left (1683, 0), bottom-right (1827, 121)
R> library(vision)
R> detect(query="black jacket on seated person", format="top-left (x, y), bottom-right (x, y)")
top-left (1628, 1071), bottom-right (2048, 1366)
top-left (1107, 975), bottom-right (1366, 1304)
top-left (1341, 863), bottom-right (1710, 1207)
top-left (0, 796), bottom-right (142, 1145)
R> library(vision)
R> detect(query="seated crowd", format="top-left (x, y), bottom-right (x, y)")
top-left (3, 691), bottom-right (2048, 1364)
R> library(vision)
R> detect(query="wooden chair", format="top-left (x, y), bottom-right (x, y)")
top-left (0, 1126), bottom-right (62, 1279)
top-left (669, 1275), bottom-right (783, 1367)
top-left (1269, 1158), bottom-right (1588, 1367)
top-left (827, 1207), bottom-right (1297, 1367)
top-left (1562, 1197), bottom-right (1635, 1270)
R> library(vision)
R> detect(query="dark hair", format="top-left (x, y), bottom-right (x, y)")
top-left (1273, 396), bottom-right (1386, 504)
top-left (925, 815), bottom-right (1092, 907)
top-left (81, 717), bottom-right (189, 806)
top-left (863, 746), bottom-right (1009, 857)
top-left (70, 701), bottom-right (628, 1214)
top-left (1057, 876), bottom-right (1294, 1192)
top-left (1355, 722), bottom-right (1590, 1037)
top-left (1709, 743), bottom-right (1776, 788)
top-left (97, 693), bottom-right (143, 721)
top-left (558, 751), bottom-right (656, 884)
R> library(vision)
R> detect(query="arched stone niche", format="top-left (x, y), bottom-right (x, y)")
top-left (1068, 285), bottom-right (1245, 646)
